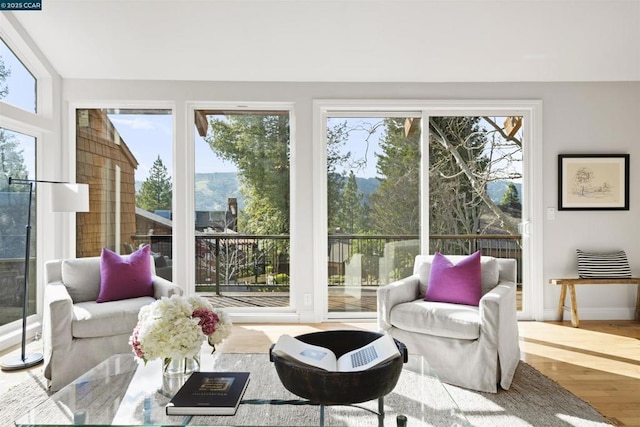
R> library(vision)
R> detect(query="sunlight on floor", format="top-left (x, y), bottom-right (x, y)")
top-left (518, 321), bottom-right (640, 380)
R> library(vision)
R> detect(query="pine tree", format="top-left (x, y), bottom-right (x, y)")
top-left (0, 54), bottom-right (10, 100)
top-left (337, 171), bottom-right (365, 234)
top-left (0, 129), bottom-right (28, 189)
top-left (0, 129), bottom-right (30, 258)
top-left (137, 156), bottom-right (172, 211)
top-left (500, 183), bottom-right (521, 209)
top-left (369, 118), bottom-right (421, 235)
top-left (206, 113), bottom-right (289, 234)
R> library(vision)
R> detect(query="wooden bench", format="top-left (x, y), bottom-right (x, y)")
top-left (549, 278), bottom-right (640, 327)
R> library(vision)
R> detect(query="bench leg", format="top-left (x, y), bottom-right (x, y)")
top-left (557, 284), bottom-right (567, 321)
top-left (569, 284), bottom-right (579, 327)
top-left (636, 285), bottom-right (640, 322)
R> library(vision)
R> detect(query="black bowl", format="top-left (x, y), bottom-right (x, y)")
top-left (269, 330), bottom-right (407, 405)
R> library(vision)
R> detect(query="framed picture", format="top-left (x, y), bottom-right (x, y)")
top-left (558, 154), bottom-right (629, 210)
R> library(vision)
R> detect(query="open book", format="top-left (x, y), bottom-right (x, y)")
top-left (272, 333), bottom-right (400, 372)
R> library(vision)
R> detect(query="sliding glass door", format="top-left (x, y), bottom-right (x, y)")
top-left (324, 113), bottom-right (422, 315)
top-left (318, 101), bottom-right (540, 320)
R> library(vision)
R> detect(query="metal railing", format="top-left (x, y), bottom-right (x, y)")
top-left (131, 233), bottom-right (522, 293)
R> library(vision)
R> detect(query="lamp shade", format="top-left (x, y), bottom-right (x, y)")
top-left (50, 183), bottom-right (90, 212)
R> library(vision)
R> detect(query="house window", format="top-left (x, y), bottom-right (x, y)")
top-left (0, 37), bottom-right (36, 113)
top-left (75, 109), bottom-right (174, 281)
top-left (0, 128), bottom-right (36, 327)
top-left (193, 109), bottom-right (291, 308)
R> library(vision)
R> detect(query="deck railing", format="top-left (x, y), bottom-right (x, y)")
top-left (132, 233), bottom-right (522, 293)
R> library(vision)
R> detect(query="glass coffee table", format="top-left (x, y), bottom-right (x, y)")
top-left (16, 352), bottom-right (469, 426)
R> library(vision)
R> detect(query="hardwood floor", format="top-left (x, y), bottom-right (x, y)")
top-left (518, 320), bottom-right (640, 427)
top-left (1, 320), bottom-right (639, 425)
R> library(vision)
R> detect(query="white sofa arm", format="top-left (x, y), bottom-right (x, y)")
top-left (478, 279), bottom-right (520, 389)
top-left (43, 282), bottom-right (73, 378)
top-left (152, 275), bottom-right (183, 299)
top-left (479, 281), bottom-right (518, 348)
top-left (377, 274), bottom-right (421, 331)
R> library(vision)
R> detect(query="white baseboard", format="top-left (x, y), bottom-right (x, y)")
top-left (0, 322), bottom-right (42, 354)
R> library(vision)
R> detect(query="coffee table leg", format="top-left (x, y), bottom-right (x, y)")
top-left (320, 404), bottom-right (325, 426)
top-left (378, 397), bottom-right (384, 427)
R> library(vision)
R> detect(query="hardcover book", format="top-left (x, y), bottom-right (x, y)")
top-left (166, 371), bottom-right (250, 416)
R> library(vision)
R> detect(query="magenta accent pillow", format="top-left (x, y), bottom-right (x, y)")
top-left (97, 245), bottom-right (153, 303)
top-left (424, 251), bottom-right (482, 306)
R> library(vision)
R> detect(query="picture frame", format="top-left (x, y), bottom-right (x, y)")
top-left (558, 154), bottom-right (629, 210)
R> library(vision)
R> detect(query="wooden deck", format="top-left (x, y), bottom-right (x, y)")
top-left (205, 286), bottom-right (524, 312)
top-left (205, 288), bottom-right (379, 312)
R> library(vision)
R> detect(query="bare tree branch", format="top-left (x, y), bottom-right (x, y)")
top-left (429, 118), bottom-right (519, 235)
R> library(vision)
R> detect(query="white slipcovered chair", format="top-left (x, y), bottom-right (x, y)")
top-left (43, 255), bottom-right (182, 391)
top-left (377, 254), bottom-right (520, 393)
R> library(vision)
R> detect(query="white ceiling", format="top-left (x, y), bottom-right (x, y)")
top-left (9, 0), bottom-right (640, 82)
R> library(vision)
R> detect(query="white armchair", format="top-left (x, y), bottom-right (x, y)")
top-left (377, 254), bottom-right (520, 393)
top-left (43, 255), bottom-right (182, 391)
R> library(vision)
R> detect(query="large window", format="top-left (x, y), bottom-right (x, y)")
top-left (0, 37), bottom-right (36, 113)
top-left (194, 109), bottom-right (291, 309)
top-left (75, 109), bottom-right (174, 281)
top-left (0, 128), bottom-right (36, 327)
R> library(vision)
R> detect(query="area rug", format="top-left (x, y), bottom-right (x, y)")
top-left (1, 354), bottom-right (614, 426)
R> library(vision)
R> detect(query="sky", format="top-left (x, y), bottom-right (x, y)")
top-left (1, 39), bottom-right (36, 179)
top-left (107, 113), bottom-right (240, 183)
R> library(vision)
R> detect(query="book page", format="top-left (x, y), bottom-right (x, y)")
top-left (336, 334), bottom-right (400, 372)
top-left (272, 334), bottom-right (338, 371)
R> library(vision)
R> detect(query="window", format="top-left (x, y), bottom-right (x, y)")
top-left (194, 109), bottom-right (291, 308)
top-left (0, 37), bottom-right (36, 113)
top-left (0, 128), bottom-right (36, 327)
top-left (75, 109), bottom-right (174, 280)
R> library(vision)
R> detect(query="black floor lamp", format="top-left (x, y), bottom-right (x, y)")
top-left (1, 177), bottom-right (89, 371)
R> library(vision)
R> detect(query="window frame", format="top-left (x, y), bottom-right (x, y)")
top-left (313, 99), bottom-right (543, 322)
top-left (187, 102), bottom-right (298, 319)
top-left (0, 14), bottom-right (55, 350)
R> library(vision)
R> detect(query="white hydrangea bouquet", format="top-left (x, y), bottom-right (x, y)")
top-left (129, 294), bottom-right (232, 363)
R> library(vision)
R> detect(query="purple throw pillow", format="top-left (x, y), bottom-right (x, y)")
top-left (97, 245), bottom-right (153, 303)
top-left (424, 251), bottom-right (482, 306)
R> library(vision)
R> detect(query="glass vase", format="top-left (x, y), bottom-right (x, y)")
top-left (162, 356), bottom-right (200, 378)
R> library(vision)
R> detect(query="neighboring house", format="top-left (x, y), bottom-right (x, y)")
top-left (76, 109), bottom-right (138, 258)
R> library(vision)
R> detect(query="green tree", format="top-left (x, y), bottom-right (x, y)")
top-left (0, 129), bottom-right (30, 258)
top-left (500, 182), bottom-right (521, 209)
top-left (369, 118), bottom-right (421, 235)
top-left (0, 130), bottom-right (28, 188)
top-left (0, 54), bottom-right (10, 100)
top-left (206, 113), bottom-right (289, 235)
top-left (336, 171), bottom-right (365, 234)
top-left (368, 117), bottom-right (494, 253)
top-left (327, 121), bottom-right (351, 232)
top-left (137, 156), bottom-right (172, 211)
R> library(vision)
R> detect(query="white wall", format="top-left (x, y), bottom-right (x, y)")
top-left (59, 79), bottom-right (640, 321)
